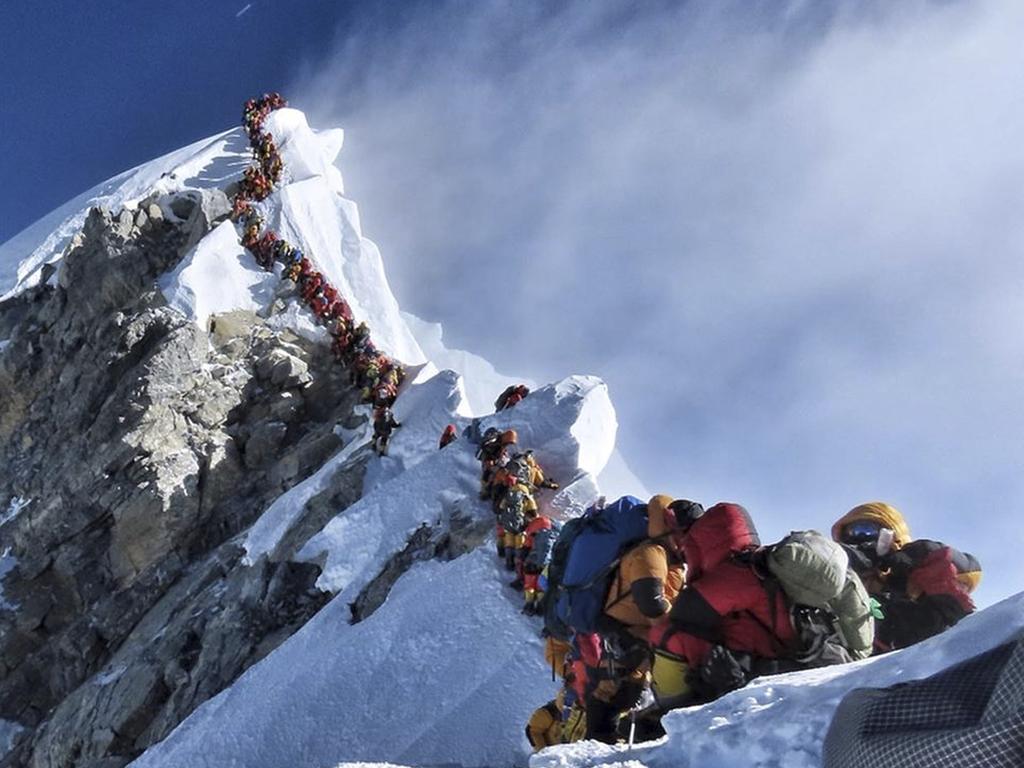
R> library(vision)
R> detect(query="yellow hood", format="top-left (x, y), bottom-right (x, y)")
top-left (832, 501), bottom-right (912, 548)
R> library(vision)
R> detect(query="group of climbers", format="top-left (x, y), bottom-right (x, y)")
top-left (473, 388), bottom-right (563, 617)
top-left (233, 93), bottom-right (406, 453)
top-left (227, 94), bottom-right (983, 754)
top-left (522, 494), bottom-right (980, 751)
top-left (476, 427), bottom-right (561, 614)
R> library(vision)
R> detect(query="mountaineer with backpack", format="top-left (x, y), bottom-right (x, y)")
top-left (522, 514), bottom-right (560, 615)
top-left (518, 450), bottom-right (560, 493)
top-left (477, 428), bottom-right (517, 501)
top-left (438, 424), bottom-right (458, 449)
top-left (527, 638), bottom-right (590, 751)
top-left (497, 478), bottom-right (538, 576)
top-left (495, 384), bottom-right (530, 411)
top-left (491, 451), bottom-right (559, 513)
top-left (587, 495), bottom-right (704, 743)
top-left (647, 503), bottom-right (874, 717)
top-left (371, 406), bottom-right (401, 456)
top-left (832, 502), bottom-right (981, 651)
top-left (525, 699), bottom-right (563, 751)
top-left (538, 494), bottom-right (703, 743)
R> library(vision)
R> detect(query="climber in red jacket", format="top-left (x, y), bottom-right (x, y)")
top-left (648, 503), bottom-right (796, 709)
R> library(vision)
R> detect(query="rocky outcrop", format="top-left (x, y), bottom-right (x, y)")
top-left (348, 496), bottom-right (490, 624)
top-left (0, 196), bottom-right (368, 767)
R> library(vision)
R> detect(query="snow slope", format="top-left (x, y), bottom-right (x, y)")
top-left (131, 550), bottom-right (554, 768)
top-left (0, 128), bottom-right (250, 300)
top-left (532, 591), bottom-right (1024, 768)
top-left (132, 371), bottom-right (617, 768)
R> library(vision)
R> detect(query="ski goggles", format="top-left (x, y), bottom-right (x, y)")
top-left (841, 519), bottom-right (884, 545)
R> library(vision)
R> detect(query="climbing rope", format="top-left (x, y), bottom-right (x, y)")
top-left (231, 93), bottom-right (405, 408)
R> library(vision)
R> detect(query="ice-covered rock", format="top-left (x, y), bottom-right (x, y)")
top-left (159, 221), bottom-right (277, 330)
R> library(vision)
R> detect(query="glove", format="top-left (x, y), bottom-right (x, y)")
top-left (840, 543), bottom-right (878, 574)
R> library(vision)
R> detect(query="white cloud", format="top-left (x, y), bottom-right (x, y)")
top-left (290, 0), bottom-right (1024, 605)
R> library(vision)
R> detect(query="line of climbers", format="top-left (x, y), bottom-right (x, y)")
top-left (475, 423), bottom-right (563, 616)
top-left (512, 492), bottom-right (981, 751)
top-left (229, 93), bottom-right (983, 752)
top-left (231, 93), bottom-right (406, 449)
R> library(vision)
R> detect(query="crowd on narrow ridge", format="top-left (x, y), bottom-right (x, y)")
top-left (227, 94), bottom-right (984, 757)
top-left (231, 93), bottom-right (405, 446)
top-left (465, 389), bottom-right (983, 751)
top-left (518, 493), bottom-right (981, 750)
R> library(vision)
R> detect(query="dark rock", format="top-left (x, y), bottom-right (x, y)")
top-left (0, 200), bottom-right (361, 768)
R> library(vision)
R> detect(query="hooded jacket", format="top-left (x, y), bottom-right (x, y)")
top-left (603, 495), bottom-right (685, 637)
top-left (652, 502), bottom-right (795, 667)
top-left (832, 502), bottom-right (981, 650)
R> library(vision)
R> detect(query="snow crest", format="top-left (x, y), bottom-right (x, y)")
top-left (531, 592), bottom-right (1024, 768)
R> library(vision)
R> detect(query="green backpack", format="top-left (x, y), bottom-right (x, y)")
top-left (499, 489), bottom-right (530, 534)
top-left (766, 530), bottom-right (874, 663)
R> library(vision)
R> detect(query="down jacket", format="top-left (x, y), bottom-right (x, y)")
top-left (603, 495), bottom-right (685, 637)
top-left (650, 502), bottom-right (796, 667)
top-left (833, 502), bottom-right (981, 650)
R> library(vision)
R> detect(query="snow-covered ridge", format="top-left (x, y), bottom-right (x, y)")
top-left (0, 129), bottom-right (247, 301)
top-left (1, 103), bottom-right (629, 766)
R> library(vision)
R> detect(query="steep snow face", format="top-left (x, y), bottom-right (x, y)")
top-left (157, 221), bottom-right (277, 329)
top-left (531, 591), bottom-right (1024, 768)
top-left (274, 175), bottom-right (424, 364)
top-left (130, 551), bottom-right (556, 768)
top-left (131, 371), bottom-right (619, 768)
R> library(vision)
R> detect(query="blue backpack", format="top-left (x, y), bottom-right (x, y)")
top-left (542, 496), bottom-right (649, 639)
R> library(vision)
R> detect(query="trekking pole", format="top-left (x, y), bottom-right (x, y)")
top-left (628, 708), bottom-right (637, 752)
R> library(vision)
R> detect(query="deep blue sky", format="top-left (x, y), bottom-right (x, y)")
top-left (0, 0), bottom-right (352, 242)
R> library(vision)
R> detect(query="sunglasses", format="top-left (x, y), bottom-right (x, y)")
top-left (842, 520), bottom-right (884, 545)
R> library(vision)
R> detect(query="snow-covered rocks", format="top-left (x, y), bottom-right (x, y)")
top-left (159, 221), bottom-right (277, 330)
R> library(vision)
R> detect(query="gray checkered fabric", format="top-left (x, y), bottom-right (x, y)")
top-left (823, 635), bottom-right (1024, 767)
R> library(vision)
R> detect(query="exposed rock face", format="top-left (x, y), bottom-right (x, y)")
top-left (0, 196), bottom-right (368, 767)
